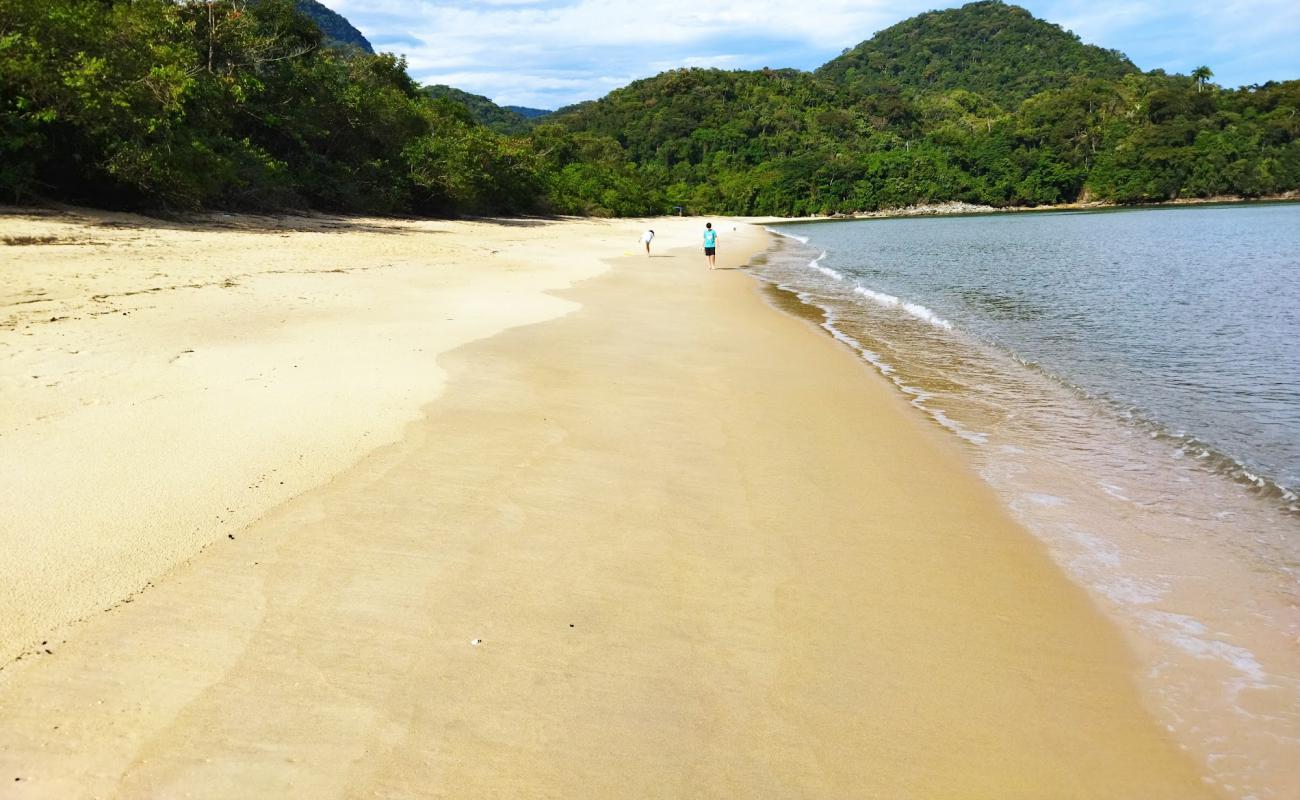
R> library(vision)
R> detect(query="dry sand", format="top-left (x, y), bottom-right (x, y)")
top-left (1, 209), bottom-right (623, 664)
top-left (0, 210), bottom-right (1214, 797)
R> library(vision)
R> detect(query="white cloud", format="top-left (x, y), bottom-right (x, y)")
top-left (320, 1), bottom-right (1300, 108)
top-left (323, 0), bottom-right (902, 106)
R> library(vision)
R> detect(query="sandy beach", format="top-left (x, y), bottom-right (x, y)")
top-left (1, 210), bottom-right (1214, 797)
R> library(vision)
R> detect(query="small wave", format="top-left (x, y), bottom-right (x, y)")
top-left (853, 285), bottom-right (900, 307)
top-left (1158, 432), bottom-right (1300, 515)
top-left (1140, 610), bottom-right (1268, 685)
top-left (764, 226), bottom-right (810, 244)
top-left (851, 286), bottom-right (954, 330)
top-left (902, 302), bottom-right (954, 330)
top-left (929, 406), bottom-right (989, 445)
top-left (768, 279), bottom-right (988, 446)
top-left (808, 252), bottom-right (845, 281)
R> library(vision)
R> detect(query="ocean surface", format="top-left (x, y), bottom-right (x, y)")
top-left (760, 203), bottom-right (1300, 799)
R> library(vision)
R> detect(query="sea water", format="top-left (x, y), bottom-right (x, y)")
top-left (760, 203), bottom-right (1300, 799)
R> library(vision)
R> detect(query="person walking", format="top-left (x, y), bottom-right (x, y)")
top-left (640, 229), bottom-right (655, 256)
top-left (703, 222), bottom-right (718, 269)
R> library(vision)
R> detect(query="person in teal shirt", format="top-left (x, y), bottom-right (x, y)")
top-left (703, 222), bottom-right (718, 270)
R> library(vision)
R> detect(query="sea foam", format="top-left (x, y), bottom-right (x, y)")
top-left (852, 286), bottom-right (954, 330)
top-left (808, 252), bottom-right (845, 281)
top-left (764, 226), bottom-right (810, 244)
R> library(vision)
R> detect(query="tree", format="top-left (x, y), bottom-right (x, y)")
top-left (1191, 65), bottom-right (1214, 93)
top-left (3, 1), bottom-right (1297, 215)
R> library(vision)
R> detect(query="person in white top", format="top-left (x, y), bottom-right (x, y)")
top-left (640, 229), bottom-right (655, 256)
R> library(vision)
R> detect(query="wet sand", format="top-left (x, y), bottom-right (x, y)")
top-left (0, 212), bottom-right (1213, 797)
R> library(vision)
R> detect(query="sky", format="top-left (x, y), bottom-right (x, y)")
top-left (319, 1), bottom-right (1300, 110)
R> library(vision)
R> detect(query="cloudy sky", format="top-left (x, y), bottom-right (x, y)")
top-left (319, 1), bottom-right (1300, 110)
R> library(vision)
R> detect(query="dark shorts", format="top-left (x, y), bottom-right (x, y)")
top-left (704, 247), bottom-right (716, 256)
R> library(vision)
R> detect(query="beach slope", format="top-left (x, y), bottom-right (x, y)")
top-left (0, 214), bottom-right (1211, 797)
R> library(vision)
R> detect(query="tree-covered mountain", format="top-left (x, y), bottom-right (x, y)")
top-left (423, 85), bottom-right (537, 134)
top-left (818, 0), bottom-right (1136, 107)
top-left (504, 105), bottom-right (552, 120)
top-left (2, 0), bottom-right (1297, 218)
top-left (547, 1), bottom-right (1298, 214)
top-left (0, 0), bottom-right (555, 214)
top-left (294, 0), bottom-right (373, 53)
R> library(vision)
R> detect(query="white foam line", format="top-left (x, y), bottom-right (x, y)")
top-left (851, 285), bottom-right (954, 330)
top-left (902, 301), bottom-right (954, 330)
top-left (853, 286), bottom-right (899, 307)
top-left (852, 286), bottom-right (956, 330)
top-left (929, 407), bottom-right (989, 445)
top-left (808, 251), bottom-right (845, 281)
top-left (774, 281), bottom-right (988, 446)
top-left (764, 226), bottom-right (810, 244)
top-left (1139, 610), bottom-right (1268, 685)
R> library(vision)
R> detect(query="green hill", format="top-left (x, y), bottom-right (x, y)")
top-left (423, 85), bottom-right (538, 134)
top-left (294, 0), bottom-right (373, 53)
top-left (552, 68), bottom-right (845, 163)
top-left (2, 0), bottom-right (1296, 218)
top-left (1, 0), bottom-right (554, 214)
top-left (504, 106), bottom-right (553, 120)
top-left (818, 0), bottom-right (1137, 107)
top-left (547, 0), bottom-right (1299, 215)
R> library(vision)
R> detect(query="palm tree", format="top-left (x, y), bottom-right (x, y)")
top-left (1191, 65), bottom-right (1214, 93)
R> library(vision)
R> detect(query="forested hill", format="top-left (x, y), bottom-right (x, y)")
top-left (2, 0), bottom-right (1297, 218)
top-left (548, 1), bottom-right (1299, 215)
top-left (0, 0), bottom-right (595, 215)
top-left (505, 106), bottom-right (553, 120)
top-left (423, 86), bottom-right (542, 134)
top-left (818, 0), bottom-right (1136, 107)
top-left (294, 0), bottom-right (372, 53)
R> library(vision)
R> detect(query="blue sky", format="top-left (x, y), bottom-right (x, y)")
top-left (319, 1), bottom-right (1300, 110)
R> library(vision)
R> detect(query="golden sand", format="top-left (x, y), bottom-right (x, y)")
top-left (0, 211), bottom-right (1213, 797)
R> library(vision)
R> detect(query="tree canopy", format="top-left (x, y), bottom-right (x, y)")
top-left (2, 0), bottom-right (1297, 218)
top-left (292, 0), bottom-right (372, 53)
top-left (545, 1), bottom-right (1299, 214)
top-left (423, 85), bottom-right (539, 135)
top-left (818, 0), bottom-right (1138, 107)
top-left (0, 0), bottom-right (597, 214)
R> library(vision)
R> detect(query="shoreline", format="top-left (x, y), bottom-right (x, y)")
top-left (784, 191), bottom-right (1300, 221)
top-left (2, 211), bottom-right (1214, 796)
top-left (750, 221), bottom-right (1300, 799)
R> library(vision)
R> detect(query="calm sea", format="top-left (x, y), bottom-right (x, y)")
top-left (761, 203), bottom-right (1300, 799)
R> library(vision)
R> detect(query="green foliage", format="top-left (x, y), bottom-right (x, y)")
top-left (423, 85), bottom-right (541, 135)
top-left (818, 0), bottom-right (1138, 107)
top-left (544, 2), bottom-right (1299, 215)
top-left (293, 0), bottom-right (372, 53)
top-left (1191, 65), bottom-right (1214, 92)
top-left (527, 124), bottom-right (666, 216)
top-left (405, 121), bottom-right (550, 215)
top-left (1, 0), bottom-right (1296, 218)
top-left (0, 0), bottom-right (553, 214)
top-left (504, 105), bottom-right (551, 120)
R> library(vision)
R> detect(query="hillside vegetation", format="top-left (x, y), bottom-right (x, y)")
top-left (2, 0), bottom-right (1297, 218)
top-left (505, 105), bottom-right (552, 120)
top-left (294, 0), bottom-right (372, 53)
top-left (423, 85), bottom-right (539, 135)
top-left (817, 1), bottom-right (1137, 106)
top-left (0, 0), bottom-right (647, 215)
top-left (552, 2), bottom-right (1300, 214)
